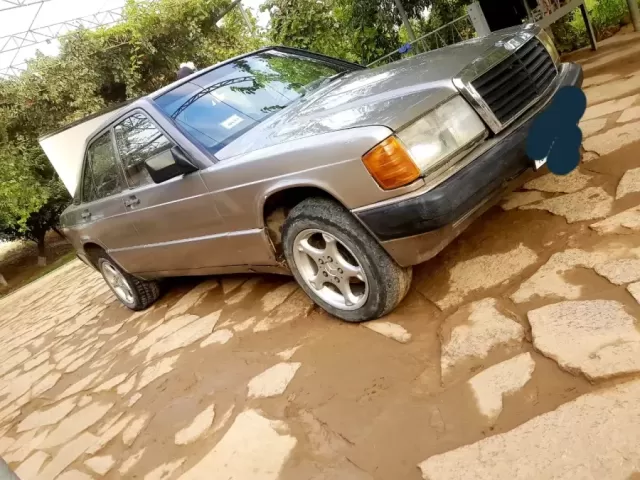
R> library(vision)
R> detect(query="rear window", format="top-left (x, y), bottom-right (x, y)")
top-left (155, 50), bottom-right (346, 154)
top-left (82, 131), bottom-right (124, 203)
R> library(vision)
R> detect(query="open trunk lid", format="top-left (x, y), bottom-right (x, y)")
top-left (38, 105), bottom-right (126, 197)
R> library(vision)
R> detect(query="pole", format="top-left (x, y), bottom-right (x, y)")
top-left (238, 4), bottom-right (254, 36)
top-left (626, 0), bottom-right (640, 32)
top-left (213, 0), bottom-right (243, 24)
top-left (580, 1), bottom-right (597, 51)
top-left (393, 0), bottom-right (418, 45)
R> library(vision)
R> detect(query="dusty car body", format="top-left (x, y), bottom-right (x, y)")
top-left (42, 23), bottom-right (583, 321)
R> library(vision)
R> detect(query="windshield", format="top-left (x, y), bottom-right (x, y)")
top-left (155, 50), bottom-right (350, 155)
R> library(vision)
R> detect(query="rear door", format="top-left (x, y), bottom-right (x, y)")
top-left (75, 130), bottom-right (138, 257)
top-left (109, 110), bottom-right (228, 274)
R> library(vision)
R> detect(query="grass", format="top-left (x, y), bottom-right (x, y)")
top-left (0, 251), bottom-right (77, 298)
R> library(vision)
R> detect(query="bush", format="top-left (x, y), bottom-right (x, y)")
top-left (553, 0), bottom-right (632, 52)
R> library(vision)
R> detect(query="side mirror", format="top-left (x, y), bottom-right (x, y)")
top-left (144, 146), bottom-right (198, 184)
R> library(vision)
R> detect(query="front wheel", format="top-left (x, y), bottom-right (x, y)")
top-left (282, 197), bottom-right (412, 322)
top-left (97, 253), bottom-right (160, 311)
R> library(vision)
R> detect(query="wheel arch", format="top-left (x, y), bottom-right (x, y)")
top-left (261, 184), bottom-right (346, 259)
top-left (82, 241), bottom-right (106, 269)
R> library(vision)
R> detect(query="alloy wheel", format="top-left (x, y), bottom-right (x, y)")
top-left (101, 261), bottom-right (135, 306)
top-left (293, 229), bottom-right (369, 310)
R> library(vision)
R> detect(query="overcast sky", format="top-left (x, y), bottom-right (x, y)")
top-left (0, 0), bottom-right (268, 71)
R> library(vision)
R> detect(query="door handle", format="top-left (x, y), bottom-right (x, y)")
top-left (124, 196), bottom-right (140, 208)
top-left (81, 210), bottom-right (91, 220)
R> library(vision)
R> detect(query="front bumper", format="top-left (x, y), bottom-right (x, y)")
top-left (354, 62), bottom-right (583, 267)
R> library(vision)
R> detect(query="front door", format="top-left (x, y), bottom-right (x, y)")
top-left (109, 111), bottom-right (228, 275)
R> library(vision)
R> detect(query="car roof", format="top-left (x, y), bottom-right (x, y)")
top-left (40, 46), bottom-right (363, 143)
top-left (84, 46), bottom-right (364, 142)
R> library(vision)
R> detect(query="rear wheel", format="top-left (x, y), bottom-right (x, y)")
top-left (95, 252), bottom-right (160, 311)
top-left (282, 197), bottom-right (412, 322)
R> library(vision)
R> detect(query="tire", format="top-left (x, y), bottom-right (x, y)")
top-left (282, 197), bottom-right (413, 322)
top-left (94, 251), bottom-right (161, 311)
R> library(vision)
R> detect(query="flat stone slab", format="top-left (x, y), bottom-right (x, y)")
top-left (16, 398), bottom-right (76, 433)
top-left (364, 321), bottom-right (411, 343)
top-left (247, 362), bottom-right (301, 399)
top-left (579, 118), bottom-right (607, 137)
top-left (435, 244), bottom-right (538, 310)
top-left (617, 105), bottom-right (640, 123)
top-left (523, 169), bottom-right (591, 194)
top-left (440, 299), bottom-right (524, 380)
top-left (174, 404), bottom-right (215, 446)
top-left (179, 410), bottom-right (297, 480)
top-left (591, 205), bottom-right (640, 234)
top-left (586, 74), bottom-right (640, 105)
top-left (582, 94), bottom-right (638, 121)
top-left (419, 379), bottom-right (640, 480)
top-left (520, 187), bottom-right (613, 223)
top-left (594, 258), bottom-right (640, 285)
top-left (628, 282), bottom-right (640, 304)
top-left (200, 329), bottom-right (233, 347)
top-left (582, 72), bottom-right (619, 89)
top-left (584, 41), bottom-right (640, 71)
top-left (583, 121), bottom-right (640, 156)
top-left (253, 289), bottom-right (314, 332)
top-left (528, 300), bottom-right (640, 381)
top-left (165, 280), bottom-right (219, 319)
top-left (582, 151), bottom-right (599, 163)
top-left (500, 191), bottom-right (546, 211)
top-left (468, 353), bottom-right (535, 424)
top-left (616, 167), bottom-right (640, 199)
top-left (512, 248), bottom-right (619, 303)
top-left (84, 455), bottom-right (115, 475)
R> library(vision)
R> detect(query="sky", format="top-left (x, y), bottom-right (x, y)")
top-left (0, 0), bottom-right (269, 73)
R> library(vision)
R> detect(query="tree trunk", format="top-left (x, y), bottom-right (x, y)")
top-left (37, 235), bottom-right (47, 266)
top-left (0, 273), bottom-right (7, 287)
top-left (52, 226), bottom-right (66, 240)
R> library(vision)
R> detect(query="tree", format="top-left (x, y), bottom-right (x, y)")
top-left (0, 0), bottom-right (259, 265)
top-left (263, 0), bottom-right (438, 65)
top-left (0, 137), bottom-right (59, 266)
top-left (263, 0), bottom-right (357, 61)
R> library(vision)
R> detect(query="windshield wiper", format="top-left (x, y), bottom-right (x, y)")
top-left (327, 70), bottom-right (351, 83)
top-left (300, 70), bottom-right (351, 98)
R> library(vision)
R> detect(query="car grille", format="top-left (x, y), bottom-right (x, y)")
top-left (471, 38), bottom-right (557, 126)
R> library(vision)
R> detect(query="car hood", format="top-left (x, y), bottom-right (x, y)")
top-left (217, 26), bottom-right (533, 160)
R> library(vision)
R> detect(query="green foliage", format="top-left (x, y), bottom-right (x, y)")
top-left (2, 0), bottom-right (637, 256)
top-left (0, 0), bottom-right (259, 253)
top-left (589, 0), bottom-right (628, 32)
top-left (263, 0), bottom-right (435, 65)
top-left (553, 0), bottom-right (632, 52)
top-left (408, 0), bottom-right (473, 52)
top-left (263, 0), bottom-right (355, 60)
top-left (0, 144), bottom-right (48, 231)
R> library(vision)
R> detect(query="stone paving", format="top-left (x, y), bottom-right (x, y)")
top-left (3, 31), bottom-right (640, 480)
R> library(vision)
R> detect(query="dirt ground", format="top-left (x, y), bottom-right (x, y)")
top-left (3, 31), bottom-right (640, 480)
top-left (0, 232), bottom-right (73, 297)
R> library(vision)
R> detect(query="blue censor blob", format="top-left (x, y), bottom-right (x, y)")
top-left (526, 86), bottom-right (587, 175)
top-left (398, 43), bottom-right (412, 54)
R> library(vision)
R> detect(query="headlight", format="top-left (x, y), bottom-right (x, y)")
top-left (536, 29), bottom-right (560, 65)
top-left (397, 96), bottom-right (486, 175)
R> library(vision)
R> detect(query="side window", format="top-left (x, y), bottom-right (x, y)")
top-left (81, 159), bottom-right (95, 203)
top-left (83, 132), bottom-right (124, 202)
top-left (114, 113), bottom-right (172, 188)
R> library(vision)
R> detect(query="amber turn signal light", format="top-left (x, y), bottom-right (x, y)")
top-left (362, 136), bottom-right (420, 190)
